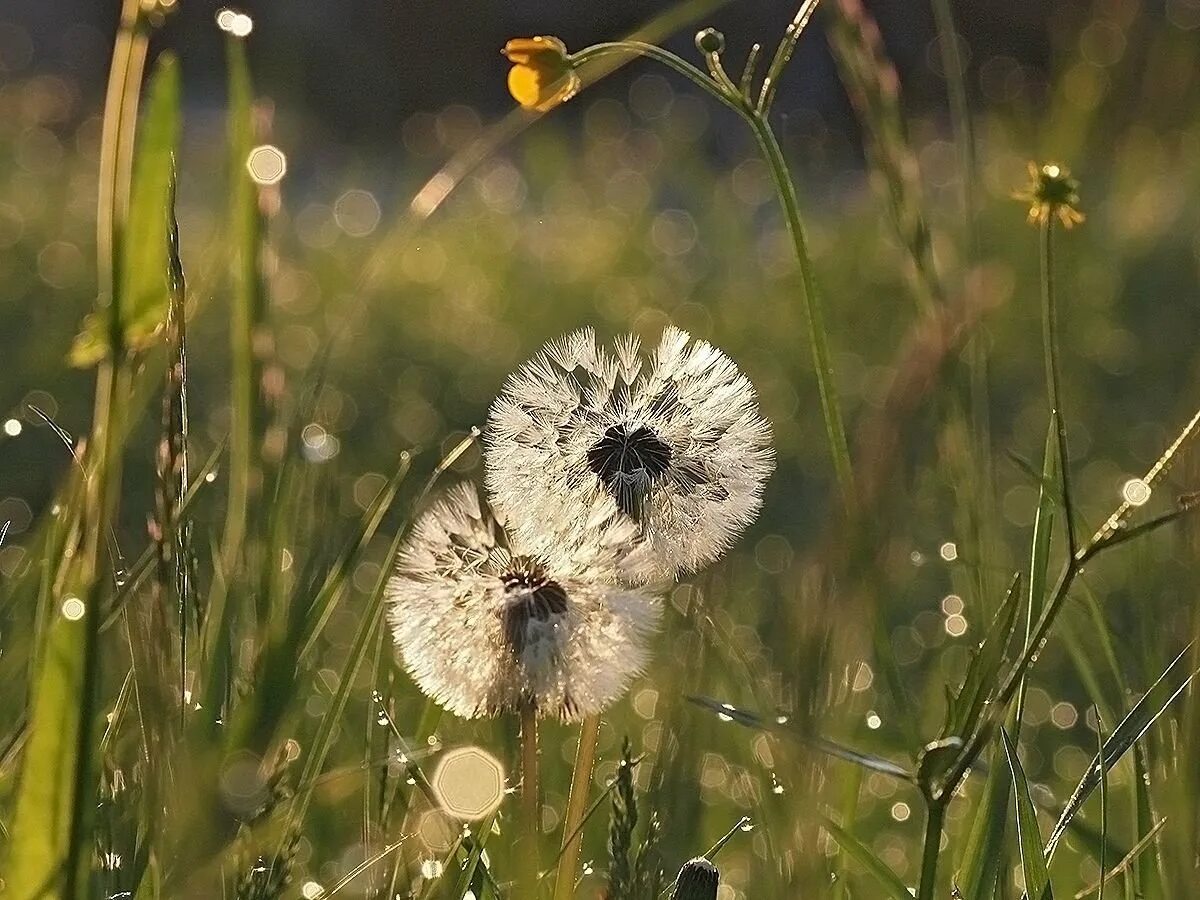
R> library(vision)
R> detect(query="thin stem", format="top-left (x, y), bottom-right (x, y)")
top-left (569, 36), bottom-right (855, 506)
top-left (916, 800), bottom-right (946, 900)
top-left (1040, 217), bottom-right (1077, 558)
top-left (739, 43), bottom-right (762, 103)
top-left (553, 715), bottom-right (600, 900)
top-left (66, 2), bottom-right (147, 892)
top-left (519, 703), bottom-right (542, 898)
top-left (929, 0), bottom-right (976, 252)
top-left (569, 42), bottom-right (743, 116)
top-left (1096, 711), bottom-right (1107, 900)
top-left (757, 0), bottom-right (822, 115)
top-left (745, 113), bottom-right (856, 509)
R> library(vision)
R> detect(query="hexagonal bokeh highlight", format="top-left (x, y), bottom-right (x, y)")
top-left (430, 746), bottom-right (505, 821)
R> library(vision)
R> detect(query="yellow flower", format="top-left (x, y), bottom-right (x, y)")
top-left (503, 36), bottom-right (579, 112)
top-left (1015, 162), bottom-right (1085, 229)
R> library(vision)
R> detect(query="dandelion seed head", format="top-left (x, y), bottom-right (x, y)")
top-left (486, 327), bottom-right (774, 582)
top-left (386, 483), bottom-right (661, 721)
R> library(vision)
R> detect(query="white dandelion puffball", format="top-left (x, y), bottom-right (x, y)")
top-left (485, 327), bottom-right (774, 582)
top-left (386, 482), bottom-right (662, 722)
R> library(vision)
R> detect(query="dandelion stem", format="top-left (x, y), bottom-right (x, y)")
top-left (519, 702), bottom-right (542, 897)
top-left (745, 112), bottom-right (856, 510)
top-left (553, 715), bottom-right (600, 900)
top-left (1040, 216), bottom-right (1077, 558)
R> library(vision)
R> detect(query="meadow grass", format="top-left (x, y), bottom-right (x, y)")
top-left (1, 1), bottom-right (1200, 898)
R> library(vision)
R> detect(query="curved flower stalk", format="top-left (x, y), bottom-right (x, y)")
top-left (502, 1), bottom-right (855, 509)
top-left (486, 327), bottom-right (774, 583)
top-left (386, 482), bottom-right (662, 722)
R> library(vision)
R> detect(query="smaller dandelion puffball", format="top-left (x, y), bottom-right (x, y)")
top-left (386, 483), bottom-right (662, 722)
top-left (485, 327), bottom-right (774, 583)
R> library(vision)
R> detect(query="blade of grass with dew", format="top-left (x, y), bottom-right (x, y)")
top-left (372, 699), bottom-right (502, 896)
top-left (214, 32), bottom-right (265, 635)
top-left (1131, 744), bottom-right (1165, 900)
top-left (70, 53), bottom-right (181, 366)
top-left (685, 695), bottom-right (914, 780)
top-left (121, 154), bottom-right (190, 859)
top-left (943, 572), bottom-right (1023, 741)
top-left (953, 737), bottom-right (1011, 900)
top-left (1073, 818), bottom-right (1167, 900)
top-left (1044, 644), bottom-right (1197, 860)
top-left (1000, 727), bottom-right (1053, 900)
top-left (323, 837), bottom-right (408, 897)
top-left (297, 452), bottom-right (413, 662)
top-left (541, 753), bottom-right (647, 887)
top-left (1096, 712), bottom-right (1108, 900)
top-left (829, 766), bottom-right (862, 900)
top-left (819, 814), bottom-right (912, 900)
top-left (3, 550), bottom-right (114, 897)
top-left (446, 815), bottom-right (496, 900)
top-left (282, 432), bottom-right (478, 841)
top-left (224, 459), bottom-right (309, 752)
top-left (1025, 415), bottom-right (1059, 637)
top-left (3, 40), bottom-right (181, 900)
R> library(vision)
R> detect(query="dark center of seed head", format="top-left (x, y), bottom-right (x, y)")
top-left (499, 559), bottom-right (568, 654)
top-left (586, 423), bottom-right (673, 520)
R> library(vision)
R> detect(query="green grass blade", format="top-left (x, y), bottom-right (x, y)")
top-left (1045, 644), bottom-right (1196, 860)
top-left (1096, 713), bottom-right (1108, 900)
top-left (3, 576), bottom-right (102, 898)
top-left (1026, 417), bottom-right (1058, 630)
top-left (953, 739), bottom-right (1010, 900)
top-left (1131, 744), bottom-right (1165, 900)
top-left (70, 53), bottom-right (181, 366)
top-left (446, 815), bottom-right (496, 900)
top-left (821, 813), bottom-right (912, 900)
top-left (217, 32), bottom-right (264, 593)
top-left (297, 453), bottom-right (413, 662)
top-left (686, 695), bottom-right (913, 780)
top-left (1000, 728), bottom-right (1053, 900)
top-left (1074, 817), bottom-right (1167, 900)
top-left (944, 572), bottom-right (1023, 740)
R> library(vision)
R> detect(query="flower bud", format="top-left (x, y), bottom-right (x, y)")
top-left (670, 857), bottom-right (719, 900)
top-left (695, 28), bottom-right (725, 55)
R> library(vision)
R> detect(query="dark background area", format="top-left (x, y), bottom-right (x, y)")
top-left (8, 0), bottom-right (1070, 149)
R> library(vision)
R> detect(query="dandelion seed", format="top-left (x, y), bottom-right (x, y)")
top-left (486, 327), bottom-right (774, 582)
top-left (1015, 161), bottom-right (1085, 228)
top-left (386, 482), bottom-right (662, 721)
top-left (502, 36), bottom-right (579, 112)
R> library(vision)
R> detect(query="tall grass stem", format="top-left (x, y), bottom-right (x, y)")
top-left (915, 801), bottom-right (945, 900)
top-left (745, 113), bottom-right (855, 509)
top-left (1040, 218), bottom-right (1076, 557)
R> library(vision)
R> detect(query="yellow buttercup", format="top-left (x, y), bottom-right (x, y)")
top-left (503, 36), bottom-right (580, 112)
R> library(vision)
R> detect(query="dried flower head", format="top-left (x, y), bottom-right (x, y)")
top-left (1015, 162), bottom-right (1085, 229)
top-left (670, 857), bottom-right (720, 900)
top-left (502, 36), bottom-right (579, 112)
top-left (386, 482), bottom-right (661, 722)
top-left (486, 327), bottom-right (774, 582)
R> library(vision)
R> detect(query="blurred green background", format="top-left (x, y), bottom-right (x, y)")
top-left (2, 1), bottom-right (1200, 897)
